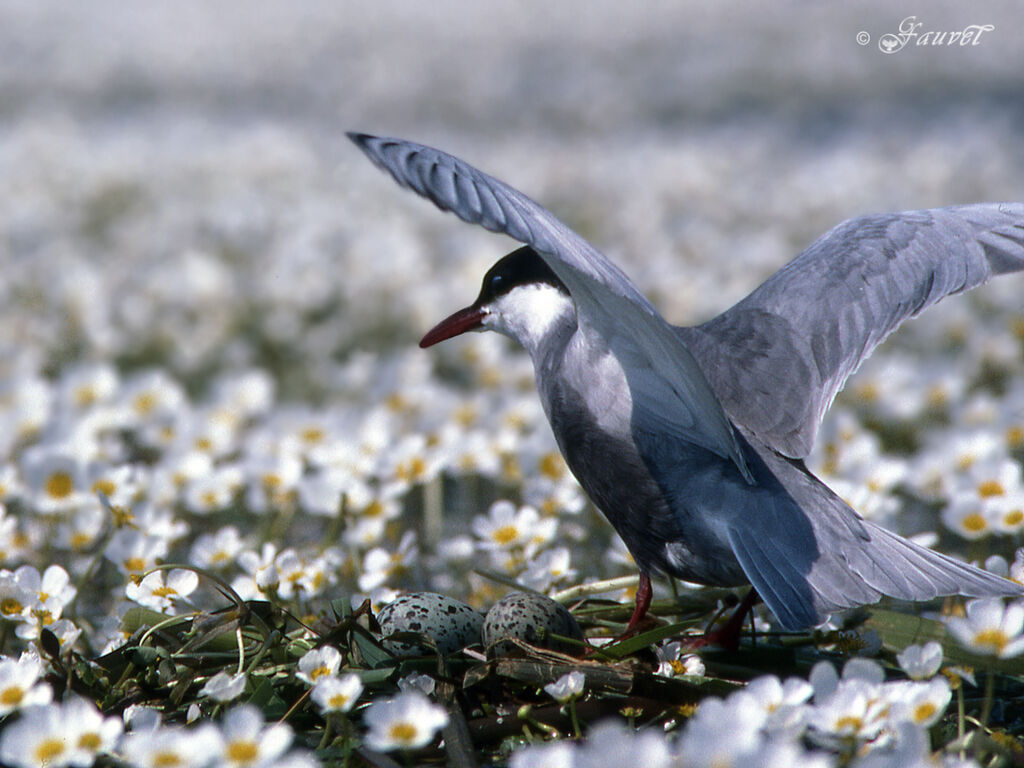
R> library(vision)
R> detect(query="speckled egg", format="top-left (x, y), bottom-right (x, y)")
top-left (482, 592), bottom-right (583, 656)
top-left (377, 592), bottom-right (484, 657)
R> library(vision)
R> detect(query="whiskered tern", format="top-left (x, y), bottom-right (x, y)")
top-left (350, 132), bottom-right (1024, 645)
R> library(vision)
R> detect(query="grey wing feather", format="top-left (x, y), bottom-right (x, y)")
top-left (350, 132), bottom-right (753, 480)
top-left (724, 442), bottom-right (1023, 630)
top-left (681, 204), bottom-right (1024, 458)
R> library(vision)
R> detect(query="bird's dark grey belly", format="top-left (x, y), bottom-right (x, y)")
top-left (546, 390), bottom-right (749, 587)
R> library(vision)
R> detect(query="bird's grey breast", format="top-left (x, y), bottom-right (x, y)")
top-left (535, 329), bottom-right (747, 585)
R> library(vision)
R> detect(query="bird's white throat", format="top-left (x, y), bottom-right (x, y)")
top-left (483, 283), bottom-right (575, 357)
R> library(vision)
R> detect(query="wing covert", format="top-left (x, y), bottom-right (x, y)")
top-left (350, 132), bottom-right (753, 480)
top-left (681, 204), bottom-right (1024, 458)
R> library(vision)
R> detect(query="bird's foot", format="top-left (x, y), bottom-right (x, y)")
top-left (679, 588), bottom-right (761, 653)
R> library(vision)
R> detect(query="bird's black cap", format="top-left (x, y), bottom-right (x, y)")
top-left (478, 246), bottom-right (568, 304)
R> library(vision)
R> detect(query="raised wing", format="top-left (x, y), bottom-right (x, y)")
top-left (350, 132), bottom-right (752, 481)
top-left (680, 204), bottom-right (1024, 458)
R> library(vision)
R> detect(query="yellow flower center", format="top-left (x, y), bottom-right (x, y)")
top-left (974, 628), bottom-right (1008, 653)
top-left (1005, 509), bottom-right (1024, 528)
top-left (1, 598), bottom-right (24, 616)
top-left (856, 382), bottom-right (879, 402)
top-left (927, 386), bottom-right (948, 408)
top-left (977, 480), bottom-right (1005, 498)
top-left (961, 513), bottom-right (988, 533)
top-left (397, 457), bottom-right (427, 483)
top-left (226, 741), bottom-right (259, 763)
top-left (301, 427), bottom-right (325, 444)
top-left (45, 471), bottom-right (74, 499)
top-left (34, 739), bottom-right (66, 763)
top-left (124, 557), bottom-right (147, 573)
top-left (668, 659), bottom-right (688, 675)
top-left (0, 686), bottom-right (24, 705)
top-left (492, 525), bottom-right (519, 545)
top-left (153, 751), bottom-right (184, 767)
top-left (92, 478), bottom-right (117, 497)
top-left (957, 454), bottom-right (977, 471)
top-left (538, 452), bottom-right (564, 480)
top-left (455, 404), bottom-right (477, 426)
top-left (134, 392), bottom-right (158, 416)
top-left (78, 732), bottom-right (102, 750)
top-left (913, 702), bottom-right (937, 723)
top-left (329, 693), bottom-right (352, 709)
top-left (835, 715), bottom-right (863, 733)
top-left (74, 385), bottom-right (97, 406)
top-left (388, 722), bottom-right (418, 744)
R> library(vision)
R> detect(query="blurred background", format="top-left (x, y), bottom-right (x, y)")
top-left (2, 0), bottom-right (1023, 392)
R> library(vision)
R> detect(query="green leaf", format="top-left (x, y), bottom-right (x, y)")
top-left (594, 622), bottom-right (697, 660)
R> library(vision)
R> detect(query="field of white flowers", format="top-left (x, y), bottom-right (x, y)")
top-left (2, 1), bottom-right (1024, 766)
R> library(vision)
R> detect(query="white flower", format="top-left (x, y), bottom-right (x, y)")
top-left (120, 369), bottom-right (186, 425)
top-left (233, 542), bottom-right (280, 599)
top-left (15, 564), bottom-right (77, 615)
top-left (0, 694), bottom-right (120, 767)
top-left (311, 673), bottom-right (364, 714)
top-left (362, 691), bottom-right (449, 751)
top-left (273, 548), bottom-right (309, 600)
top-left (0, 652), bottom-right (53, 716)
top-left (544, 670), bottom-right (585, 704)
top-left (945, 598), bottom-right (1024, 658)
top-left (20, 443), bottom-right (90, 515)
top-left (199, 671), bottom-right (247, 703)
top-left (853, 720), bottom-right (929, 768)
top-left (358, 530), bottom-right (419, 592)
top-left (296, 646), bottom-right (342, 686)
top-left (63, 695), bottom-right (124, 766)
top-left (243, 450), bottom-right (303, 513)
top-left (580, 720), bottom-right (673, 768)
top-left (520, 547), bottom-right (576, 593)
top-left (189, 526), bottom-right (245, 570)
top-left (679, 694), bottom-right (768, 766)
top-left (896, 641), bottom-right (943, 680)
top-left (215, 704), bottom-right (294, 768)
top-left (887, 678), bottom-right (951, 728)
top-left (473, 500), bottom-right (554, 555)
top-left (744, 675), bottom-right (813, 735)
top-left (397, 672), bottom-right (436, 697)
top-left (183, 464), bottom-right (243, 514)
top-left (104, 528), bottom-right (170, 577)
top-left (120, 723), bottom-right (221, 768)
top-left (808, 677), bottom-right (889, 741)
top-left (654, 641), bottom-right (705, 678)
top-left (0, 702), bottom-right (71, 768)
top-left (125, 569), bottom-right (199, 614)
top-left (58, 363), bottom-right (119, 411)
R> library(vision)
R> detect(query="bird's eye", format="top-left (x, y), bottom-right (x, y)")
top-left (489, 273), bottom-right (505, 295)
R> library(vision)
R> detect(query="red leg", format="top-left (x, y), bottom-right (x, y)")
top-left (623, 571), bottom-right (653, 636)
top-left (686, 589), bottom-right (760, 652)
